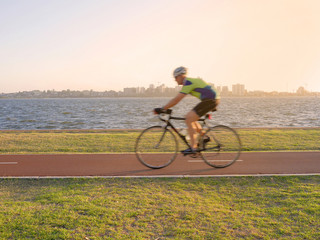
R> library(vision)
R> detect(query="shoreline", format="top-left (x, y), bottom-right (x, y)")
top-left (1, 96), bottom-right (319, 100)
top-left (0, 127), bottom-right (319, 133)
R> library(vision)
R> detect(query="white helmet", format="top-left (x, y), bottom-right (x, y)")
top-left (173, 66), bottom-right (187, 77)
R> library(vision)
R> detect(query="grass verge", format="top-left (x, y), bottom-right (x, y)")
top-left (0, 128), bottom-right (319, 154)
top-left (0, 176), bottom-right (319, 239)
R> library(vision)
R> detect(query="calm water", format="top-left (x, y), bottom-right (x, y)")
top-left (0, 97), bottom-right (319, 130)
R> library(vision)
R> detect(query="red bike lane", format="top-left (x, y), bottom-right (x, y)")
top-left (0, 152), bottom-right (319, 177)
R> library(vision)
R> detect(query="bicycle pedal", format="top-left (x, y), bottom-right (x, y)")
top-left (181, 149), bottom-right (200, 157)
top-left (189, 153), bottom-right (200, 158)
top-left (182, 152), bottom-right (197, 157)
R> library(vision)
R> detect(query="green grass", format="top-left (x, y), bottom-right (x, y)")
top-left (0, 128), bottom-right (319, 154)
top-left (0, 130), bottom-right (138, 154)
top-left (0, 130), bottom-right (319, 239)
top-left (0, 176), bottom-right (319, 239)
top-left (239, 128), bottom-right (320, 151)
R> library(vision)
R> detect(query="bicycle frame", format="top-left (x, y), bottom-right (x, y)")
top-left (158, 113), bottom-right (209, 150)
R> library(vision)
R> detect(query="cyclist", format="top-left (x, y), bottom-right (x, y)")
top-left (154, 66), bottom-right (220, 154)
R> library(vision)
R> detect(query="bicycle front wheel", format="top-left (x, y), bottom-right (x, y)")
top-left (200, 125), bottom-right (241, 168)
top-left (135, 126), bottom-right (178, 169)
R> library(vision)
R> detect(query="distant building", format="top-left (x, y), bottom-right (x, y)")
top-left (221, 86), bottom-right (229, 96)
top-left (296, 86), bottom-right (308, 95)
top-left (157, 84), bottom-right (166, 93)
top-left (137, 87), bottom-right (145, 94)
top-left (232, 84), bottom-right (245, 96)
top-left (123, 87), bottom-right (137, 96)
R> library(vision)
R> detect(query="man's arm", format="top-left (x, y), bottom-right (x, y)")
top-left (162, 93), bottom-right (186, 110)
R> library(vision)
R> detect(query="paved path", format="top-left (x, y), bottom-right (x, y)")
top-left (0, 152), bottom-right (319, 177)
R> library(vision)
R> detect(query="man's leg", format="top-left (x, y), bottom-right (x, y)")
top-left (185, 110), bottom-right (200, 149)
top-left (192, 121), bottom-right (203, 135)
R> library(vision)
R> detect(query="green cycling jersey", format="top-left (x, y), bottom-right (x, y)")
top-left (180, 78), bottom-right (220, 100)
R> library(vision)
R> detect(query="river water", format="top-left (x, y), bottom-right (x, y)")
top-left (0, 97), bottom-right (319, 130)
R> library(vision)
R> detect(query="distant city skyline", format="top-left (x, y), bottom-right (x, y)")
top-left (1, 1), bottom-right (320, 93)
top-left (1, 81), bottom-right (317, 95)
top-left (1, 82), bottom-right (318, 99)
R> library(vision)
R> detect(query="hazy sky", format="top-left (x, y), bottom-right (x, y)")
top-left (1, 0), bottom-right (320, 93)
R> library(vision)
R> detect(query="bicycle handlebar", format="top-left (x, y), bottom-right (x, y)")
top-left (160, 109), bottom-right (172, 115)
top-left (154, 108), bottom-right (172, 115)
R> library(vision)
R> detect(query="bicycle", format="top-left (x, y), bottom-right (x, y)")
top-left (135, 109), bottom-right (241, 169)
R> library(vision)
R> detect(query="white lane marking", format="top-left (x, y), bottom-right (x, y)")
top-left (0, 162), bottom-right (18, 165)
top-left (188, 159), bottom-right (243, 163)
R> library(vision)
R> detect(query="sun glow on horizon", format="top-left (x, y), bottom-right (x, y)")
top-left (1, 0), bottom-right (320, 93)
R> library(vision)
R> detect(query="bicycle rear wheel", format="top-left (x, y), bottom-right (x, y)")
top-left (200, 125), bottom-right (241, 168)
top-left (135, 126), bottom-right (178, 169)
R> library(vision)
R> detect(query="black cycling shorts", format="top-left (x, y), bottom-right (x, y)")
top-left (193, 99), bottom-right (220, 117)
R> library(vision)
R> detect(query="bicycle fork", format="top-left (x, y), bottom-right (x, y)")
top-left (154, 129), bottom-right (168, 149)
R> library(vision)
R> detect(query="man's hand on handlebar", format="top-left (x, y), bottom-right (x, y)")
top-left (153, 108), bottom-right (172, 115)
top-left (153, 108), bottom-right (163, 115)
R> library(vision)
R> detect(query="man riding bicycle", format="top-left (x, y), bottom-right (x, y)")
top-left (154, 66), bottom-right (220, 155)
